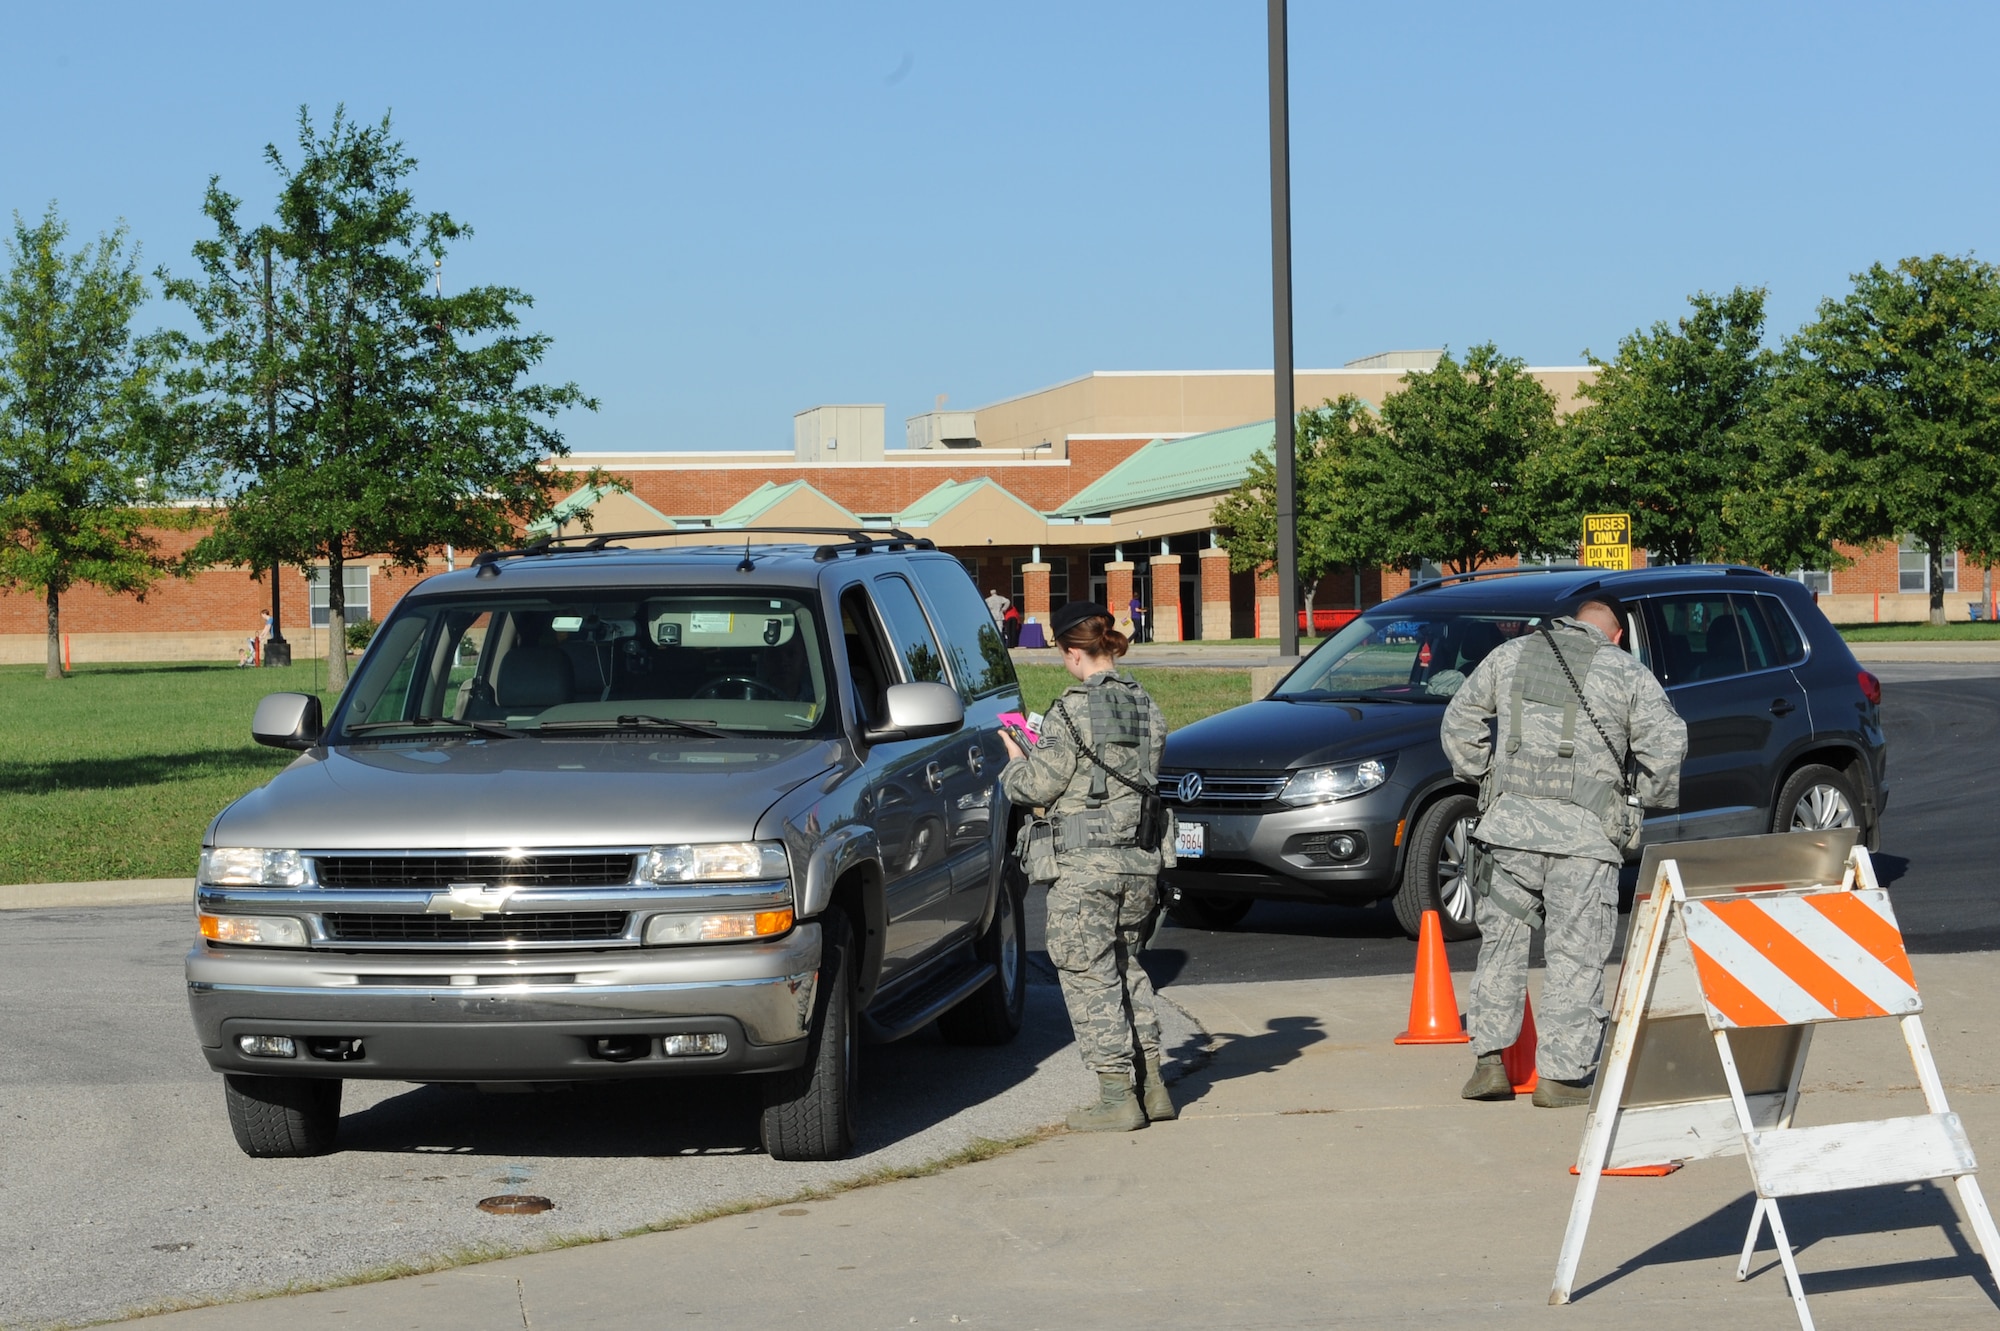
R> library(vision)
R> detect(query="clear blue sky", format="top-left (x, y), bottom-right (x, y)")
top-left (5, 2), bottom-right (1994, 454)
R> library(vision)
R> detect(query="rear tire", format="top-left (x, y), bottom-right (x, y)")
top-left (1167, 891), bottom-right (1254, 930)
top-left (760, 911), bottom-right (857, 1161)
top-left (1393, 793), bottom-right (1482, 942)
top-left (223, 1075), bottom-right (341, 1157)
top-left (939, 863), bottom-right (1028, 1045)
top-left (1773, 764), bottom-right (1862, 835)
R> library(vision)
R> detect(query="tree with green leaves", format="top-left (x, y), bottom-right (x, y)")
top-left (163, 106), bottom-right (602, 688)
top-left (1213, 395), bottom-right (1378, 629)
top-left (0, 206), bottom-right (179, 679)
top-left (1539, 287), bottom-right (1831, 569)
top-left (1356, 344), bottom-right (1557, 574)
top-left (1775, 253), bottom-right (2000, 624)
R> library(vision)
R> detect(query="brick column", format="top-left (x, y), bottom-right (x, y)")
top-left (1256, 564), bottom-right (1281, 641)
top-left (1199, 547), bottom-right (1232, 641)
top-left (1105, 561), bottom-right (1135, 636)
top-left (1021, 562), bottom-right (1051, 639)
top-left (1150, 554), bottom-right (1181, 642)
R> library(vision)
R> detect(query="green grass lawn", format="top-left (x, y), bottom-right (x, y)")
top-left (1837, 622), bottom-right (2000, 641)
top-left (0, 662), bottom-right (336, 885)
top-left (1014, 664), bottom-right (1250, 733)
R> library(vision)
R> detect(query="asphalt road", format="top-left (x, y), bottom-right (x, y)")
top-left (1109, 667), bottom-right (2000, 984)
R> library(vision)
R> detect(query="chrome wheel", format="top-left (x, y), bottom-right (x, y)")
top-left (1437, 814), bottom-right (1478, 930)
top-left (1790, 783), bottom-right (1856, 831)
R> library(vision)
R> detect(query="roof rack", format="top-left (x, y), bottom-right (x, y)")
top-left (468, 525), bottom-right (936, 575)
top-left (1404, 565), bottom-right (1583, 594)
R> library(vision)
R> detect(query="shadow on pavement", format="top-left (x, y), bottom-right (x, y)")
top-left (1569, 1179), bottom-right (2000, 1308)
top-left (1168, 1014), bottom-right (1326, 1110)
top-left (335, 981), bottom-right (1078, 1159)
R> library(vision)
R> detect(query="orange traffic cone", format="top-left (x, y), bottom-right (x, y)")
top-left (1504, 993), bottom-right (1539, 1093)
top-left (1394, 909), bottom-right (1470, 1044)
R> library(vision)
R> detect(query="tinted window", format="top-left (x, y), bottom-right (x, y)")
top-left (871, 574), bottom-right (947, 684)
top-left (1274, 609), bottom-right (1545, 700)
top-left (1649, 594), bottom-right (1785, 685)
top-left (911, 559), bottom-right (1016, 700)
top-left (1747, 594), bottom-right (1808, 666)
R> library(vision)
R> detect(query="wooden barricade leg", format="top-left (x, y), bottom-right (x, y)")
top-left (1902, 1013), bottom-right (2000, 1288)
top-left (1715, 1028), bottom-right (1817, 1331)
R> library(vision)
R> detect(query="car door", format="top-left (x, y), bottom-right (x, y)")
top-left (842, 578), bottom-right (957, 975)
top-left (1637, 591), bottom-right (1812, 842)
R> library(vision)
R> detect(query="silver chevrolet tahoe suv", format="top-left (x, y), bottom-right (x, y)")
top-left (187, 529), bottom-right (1028, 1162)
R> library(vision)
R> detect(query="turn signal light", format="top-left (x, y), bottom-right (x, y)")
top-left (643, 908), bottom-right (794, 945)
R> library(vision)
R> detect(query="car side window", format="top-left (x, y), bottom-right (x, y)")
top-left (1746, 593), bottom-right (1808, 666)
top-left (870, 574), bottom-right (947, 684)
top-left (910, 559), bottom-right (1015, 700)
top-left (1646, 594), bottom-right (1749, 686)
top-left (838, 585), bottom-right (897, 728)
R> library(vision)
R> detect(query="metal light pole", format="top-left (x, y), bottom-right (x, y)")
top-left (1268, 0), bottom-right (1299, 659)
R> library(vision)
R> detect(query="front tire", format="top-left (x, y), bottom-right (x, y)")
top-left (1393, 793), bottom-right (1482, 942)
top-left (223, 1075), bottom-right (341, 1157)
top-left (939, 862), bottom-right (1028, 1045)
top-left (1167, 891), bottom-right (1254, 931)
top-left (760, 911), bottom-right (857, 1161)
top-left (1773, 764), bottom-right (1862, 835)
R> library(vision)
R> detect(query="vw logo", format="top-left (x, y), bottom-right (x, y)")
top-left (1177, 772), bottom-right (1203, 804)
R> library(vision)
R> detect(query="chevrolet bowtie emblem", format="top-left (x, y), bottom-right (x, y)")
top-left (426, 884), bottom-right (518, 919)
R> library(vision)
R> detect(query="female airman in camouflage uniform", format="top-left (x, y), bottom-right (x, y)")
top-left (999, 600), bottom-right (1173, 1132)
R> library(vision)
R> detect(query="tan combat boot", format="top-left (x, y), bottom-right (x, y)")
top-left (1532, 1076), bottom-right (1592, 1108)
top-left (1460, 1053), bottom-right (1514, 1101)
top-left (1138, 1053), bottom-right (1177, 1122)
top-left (1067, 1073), bottom-right (1146, 1132)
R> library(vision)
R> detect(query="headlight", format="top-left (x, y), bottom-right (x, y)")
top-left (1279, 758), bottom-right (1392, 806)
top-left (200, 848), bottom-right (308, 887)
top-left (636, 842), bottom-right (789, 883)
top-left (645, 908), bottom-right (795, 945)
top-left (199, 913), bottom-right (307, 946)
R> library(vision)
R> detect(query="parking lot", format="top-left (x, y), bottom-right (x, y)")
top-left (2, 666), bottom-right (1992, 1328)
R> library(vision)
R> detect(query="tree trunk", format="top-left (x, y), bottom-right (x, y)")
top-left (1930, 539), bottom-right (1947, 626)
top-left (1302, 581), bottom-right (1316, 641)
top-left (326, 549), bottom-right (350, 692)
top-left (45, 586), bottom-right (64, 680)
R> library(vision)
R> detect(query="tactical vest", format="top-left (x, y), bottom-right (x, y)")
top-left (1487, 628), bottom-right (1626, 833)
top-left (1051, 674), bottom-right (1157, 852)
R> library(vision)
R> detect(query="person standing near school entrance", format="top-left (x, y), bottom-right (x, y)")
top-left (985, 588), bottom-right (1010, 627)
top-left (1440, 596), bottom-right (1687, 1106)
top-left (998, 600), bottom-right (1174, 1132)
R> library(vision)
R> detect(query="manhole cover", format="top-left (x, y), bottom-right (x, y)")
top-left (477, 1194), bottom-right (554, 1215)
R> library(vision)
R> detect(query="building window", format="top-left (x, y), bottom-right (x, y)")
top-left (1898, 538), bottom-right (1956, 594)
top-left (958, 556), bottom-right (980, 581)
top-left (307, 566), bottom-right (371, 627)
top-left (1790, 568), bottom-right (1831, 594)
top-left (1011, 555), bottom-right (1070, 611)
top-left (1517, 550), bottom-right (1581, 572)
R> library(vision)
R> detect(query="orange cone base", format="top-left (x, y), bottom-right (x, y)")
top-left (1395, 909), bottom-right (1470, 1045)
top-left (1503, 993), bottom-right (1539, 1092)
top-left (1569, 1163), bottom-right (1684, 1177)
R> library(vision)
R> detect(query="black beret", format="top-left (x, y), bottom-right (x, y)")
top-left (1050, 599), bottom-right (1111, 639)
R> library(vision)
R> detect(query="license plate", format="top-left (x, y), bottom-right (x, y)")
top-left (1175, 821), bottom-right (1206, 858)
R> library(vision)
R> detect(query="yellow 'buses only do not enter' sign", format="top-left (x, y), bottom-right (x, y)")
top-left (1582, 513), bottom-right (1631, 570)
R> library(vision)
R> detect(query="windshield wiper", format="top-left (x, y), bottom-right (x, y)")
top-left (535, 713), bottom-right (728, 739)
top-left (344, 718), bottom-right (526, 739)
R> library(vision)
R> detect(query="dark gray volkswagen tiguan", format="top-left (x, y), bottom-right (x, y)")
top-left (1159, 566), bottom-right (1887, 940)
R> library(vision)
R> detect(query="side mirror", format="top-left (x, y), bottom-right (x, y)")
top-left (252, 692), bottom-right (323, 750)
top-left (864, 681), bottom-right (964, 745)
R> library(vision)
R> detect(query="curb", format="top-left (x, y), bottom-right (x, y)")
top-left (0, 878), bottom-right (193, 911)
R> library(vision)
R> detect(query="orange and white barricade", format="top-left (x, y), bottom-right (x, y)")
top-left (1550, 829), bottom-right (2000, 1329)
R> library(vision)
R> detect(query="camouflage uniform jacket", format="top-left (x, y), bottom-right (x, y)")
top-left (999, 669), bottom-right (1167, 876)
top-left (1440, 617), bottom-right (1687, 864)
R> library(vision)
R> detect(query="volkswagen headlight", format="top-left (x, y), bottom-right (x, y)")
top-left (637, 842), bottom-right (790, 883)
top-left (200, 848), bottom-right (309, 887)
top-left (1279, 758), bottom-right (1392, 806)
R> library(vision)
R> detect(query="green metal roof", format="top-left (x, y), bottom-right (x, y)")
top-left (528, 482), bottom-right (673, 536)
top-left (713, 479), bottom-right (860, 527)
top-left (895, 476), bottom-right (1044, 527)
top-left (1052, 419), bottom-right (1275, 518)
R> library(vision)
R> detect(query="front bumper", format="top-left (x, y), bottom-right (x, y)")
top-left (1164, 792), bottom-right (1405, 903)
top-left (186, 923), bottom-right (821, 1081)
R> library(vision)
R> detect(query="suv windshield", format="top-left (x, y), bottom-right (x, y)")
top-left (329, 589), bottom-right (833, 742)
top-left (1273, 607), bottom-right (1548, 702)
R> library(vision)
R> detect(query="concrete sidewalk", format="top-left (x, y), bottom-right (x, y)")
top-left (137, 955), bottom-right (2000, 1329)
top-left (0, 877), bottom-right (190, 910)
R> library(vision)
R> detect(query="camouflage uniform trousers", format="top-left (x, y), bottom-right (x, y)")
top-left (1044, 870), bottom-right (1163, 1077)
top-left (1467, 846), bottom-right (1620, 1082)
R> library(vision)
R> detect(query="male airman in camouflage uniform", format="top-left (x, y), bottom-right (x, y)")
top-left (1441, 597), bottom-right (1687, 1106)
top-left (1000, 646), bottom-right (1172, 1132)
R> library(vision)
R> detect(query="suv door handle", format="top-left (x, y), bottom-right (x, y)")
top-left (924, 761), bottom-right (944, 791)
top-left (1770, 698), bottom-right (1796, 717)
top-left (967, 745), bottom-right (984, 774)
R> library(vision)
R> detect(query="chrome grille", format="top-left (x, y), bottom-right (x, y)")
top-left (314, 854), bottom-right (635, 889)
top-left (321, 912), bottom-right (630, 944)
top-left (1158, 770), bottom-right (1289, 805)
